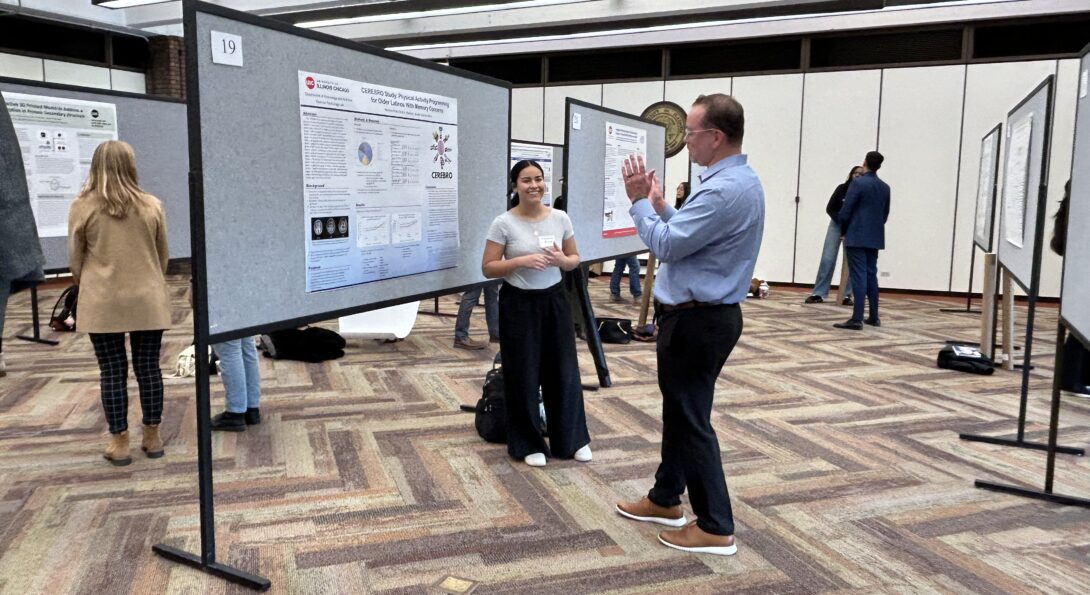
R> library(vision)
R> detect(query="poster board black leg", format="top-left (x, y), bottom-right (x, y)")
top-left (417, 295), bottom-right (457, 319)
top-left (152, 544), bottom-right (271, 591)
top-left (15, 285), bottom-right (59, 346)
top-left (973, 480), bottom-right (1090, 508)
top-left (571, 266), bottom-right (611, 388)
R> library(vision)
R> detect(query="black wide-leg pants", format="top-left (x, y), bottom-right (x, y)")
top-left (498, 281), bottom-right (590, 460)
top-left (649, 304), bottom-right (742, 536)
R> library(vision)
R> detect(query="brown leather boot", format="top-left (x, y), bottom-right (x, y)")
top-left (104, 431), bottom-right (132, 466)
top-left (141, 425), bottom-right (164, 458)
top-left (615, 497), bottom-right (687, 527)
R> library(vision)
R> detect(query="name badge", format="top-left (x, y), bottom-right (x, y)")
top-left (538, 234), bottom-right (556, 249)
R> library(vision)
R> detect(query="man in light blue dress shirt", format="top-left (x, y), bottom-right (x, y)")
top-left (615, 94), bottom-right (764, 557)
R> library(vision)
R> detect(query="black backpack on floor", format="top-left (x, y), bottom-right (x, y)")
top-left (459, 353), bottom-right (506, 443)
top-left (937, 345), bottom-right (995, 375)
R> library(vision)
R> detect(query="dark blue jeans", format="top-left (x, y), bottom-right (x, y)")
top-left (610, 255), bottom-right (642, 297)
top-left (847, 247), bottom-right (879, 323)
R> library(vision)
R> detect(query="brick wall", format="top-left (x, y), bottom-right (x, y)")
top-left (146, 36), bottom-right (185, 99)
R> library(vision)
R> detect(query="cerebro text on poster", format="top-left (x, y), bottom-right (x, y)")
top-left (510, 142), bottom-right (554, 206)
top-left (1003, 115), bottom-right (1033, 249)
top-left (602, 122), bottom-right (646, 238)
top-left (2, 92), bottom-right (117, 238)
top-left (298, 72), bottom-right (459, 292)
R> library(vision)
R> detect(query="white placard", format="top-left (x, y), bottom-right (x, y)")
top-left (510, 142), bottom-right (554, 206)
top-left (602, 121), bottom-right (646, 238)
top-left (571, 113), bottom-right (581, 130)
top-left (211, 31), bottom-right (243, 67)
top-left (298, 71), bottom-right (459, 292)
top-left (1081, 69), bottom-right (1088, 99)
top-left (1003, 114), bottom-right (1033, 249)
top-left (1, 92), bottom-right (118, 238)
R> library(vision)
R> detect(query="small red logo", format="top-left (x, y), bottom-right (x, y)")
top-left (305, 76), bottom-right (315, 89)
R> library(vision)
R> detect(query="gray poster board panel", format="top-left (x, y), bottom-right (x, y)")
top-left (563, 99), bottom-right (666, 264)
top-left (972, 124), bottom-right (1002, 253)
top-left (510, 139), bottom-right (563, 205)
top-left (0, 79), bottom-right (190, 271)
top-left (996, 76), bottom-right (1053, 293)
top-left (1061, 49), bottom-right (1090, 350)
top-left (192, 6), bottom-right (510, 339)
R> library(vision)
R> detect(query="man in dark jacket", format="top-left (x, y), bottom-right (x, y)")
top-left (835, 151), bottom-right (890, 330)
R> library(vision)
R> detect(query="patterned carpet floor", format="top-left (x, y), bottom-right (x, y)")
top-left (1, 276), bottom-right (1089, 594)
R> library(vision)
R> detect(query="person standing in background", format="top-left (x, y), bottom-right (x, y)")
top-left (805, 166), bottom-right (863, 305)
top-left (674, 181), bottom-right (691, 210)
top-left (834, 151), bottom-right (890, 330)
top-left (609, 254), bottom-right (642, 303)
top-left (452, 284), bottom-right (499, 350)
top-left (68, 140), bottom-right (171, 465)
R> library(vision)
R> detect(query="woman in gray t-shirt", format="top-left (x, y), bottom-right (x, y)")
top-left (482, 160), bottom-right (591, 468)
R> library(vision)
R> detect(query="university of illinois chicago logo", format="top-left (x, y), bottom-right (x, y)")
top-left (431, 126), bottom-right (453, 170)
top-left (305, 76), bottom-right (316, 89)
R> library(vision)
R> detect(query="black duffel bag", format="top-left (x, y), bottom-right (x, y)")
top-left (595, 317), bottom-right (632, 344)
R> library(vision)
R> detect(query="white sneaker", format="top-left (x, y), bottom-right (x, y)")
top-left (524, 453), bottom-right (546, 467)
top-left (574, 444), bottom-right (592, 462)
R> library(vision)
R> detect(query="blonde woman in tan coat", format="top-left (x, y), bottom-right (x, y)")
top-left (68, 140), bottom-right (171, 466)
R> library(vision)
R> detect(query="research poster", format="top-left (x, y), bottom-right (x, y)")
top-left (298, 71), bottom-right (459, 292)
top-left (602, 122), bottom-right (646, 238)
top-left (1003, 115), bottom-right (1033, 249)
top-left (2, 92), bottom-right (117, 238)
top-left (973, 131), bottom-right (998, 249)
top-left (510, 142), bottom-right (554, 206)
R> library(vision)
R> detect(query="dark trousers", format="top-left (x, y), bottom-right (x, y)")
top-left (649, 304), bottom-right (742, 536)
top-left (1062, 335), bottom-right (1090, 393)
top-left (847, 247), bottom-right (880, 323)
top-left (89, 330), bottom-right (165, 434)
top-left (498, 281), bottom-right (589, 459)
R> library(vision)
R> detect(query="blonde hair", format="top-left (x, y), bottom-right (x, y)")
top-left (78, 140), bottom-right (149, 218)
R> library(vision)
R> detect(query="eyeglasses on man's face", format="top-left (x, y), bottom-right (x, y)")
top-left (683, 128), bottom-right (718, 139)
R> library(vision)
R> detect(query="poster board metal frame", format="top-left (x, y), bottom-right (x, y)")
top-left (972, 123), bottom-right (1003, 253)
top-left (0, 76), bottom-right (191, 273)
top-left (562, 98), bottom-right (666, 267)
top-left (1060, 47), bottom-right (1090, 353)
top-left (188, 3), bottom-right (510, 343)
top-left (157, 1), bottom-right (511, 590)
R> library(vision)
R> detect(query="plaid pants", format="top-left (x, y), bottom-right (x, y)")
top-left (89, 330), bottom-right (165, 434)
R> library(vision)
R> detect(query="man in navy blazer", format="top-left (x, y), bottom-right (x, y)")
top-left (835, 151), bottom-right (890, 330)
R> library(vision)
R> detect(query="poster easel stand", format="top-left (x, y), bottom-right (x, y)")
top-left (974, 321), bottom-right (1090, 507)
top-left (572, 265), bottom-right (611, 389)
top-left (959, 180), bottom-right (1082, 457)
top-left (15, 285), bottom-right (59, 346)
top-left (637, 252), bottom-right (657, 328)
top-left (418, 296), bottom-right (457, 319)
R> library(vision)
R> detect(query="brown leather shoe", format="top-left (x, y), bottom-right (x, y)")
top-left (615, 497), bottom-right (687, 528)
top-left (453, 337), bottom-right (486, 350)
top-left (141, 424), bottom-right (164, 458)
top-left (104, 430), bottom-right (132, 466)
top-left (658, 521), bottom-right (737, 556)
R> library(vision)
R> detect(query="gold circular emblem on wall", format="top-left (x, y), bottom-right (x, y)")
top-left (641, 101), bottom-right (687, 158)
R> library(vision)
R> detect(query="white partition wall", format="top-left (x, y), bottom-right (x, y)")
top-left (664, 77), bottom-right (732, 194)
top-left (878, 65), bottom-right (965, 291)
top-left (544, 84), bottom-right (600, 143)
top-left (732, 73), bottom-right (804, 283)
top-left (796, 70), bottom-right (881, 286)
top-left (951, 60), bottom-right (1057, 295)
top-left (602, 81), bottom-right (665, 117)
top-left (511, 87), bottom-right (545, 142)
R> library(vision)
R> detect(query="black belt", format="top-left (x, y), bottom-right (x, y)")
top-left (660, 300), bottom-right (736, 312)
